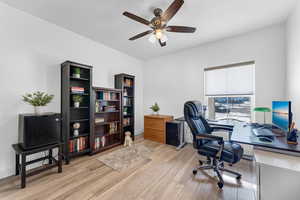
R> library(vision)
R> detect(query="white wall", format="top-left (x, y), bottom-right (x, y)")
top-left (0, 3), bottom-right (143, 179)
top-left (144, 24), bottom-right (286, 122)
top-left (286, 1), bottom-right (300, 126)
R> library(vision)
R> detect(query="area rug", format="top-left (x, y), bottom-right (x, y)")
top-left (97, 143), bottom-right (153, 171)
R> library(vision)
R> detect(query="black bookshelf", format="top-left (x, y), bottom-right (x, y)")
top-left (61, 61), bottom-right (93, 164)
top-left (91, 87), bottom-right (122, 154)
top-left (114, 74), bottom-right (135, 141)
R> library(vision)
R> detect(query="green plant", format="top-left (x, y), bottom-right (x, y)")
top-left (22, 91), bottom-right (54, 107)
top-left (74, 68), bottom-right (81, 75)
top-left (72, 95), bottom-right (83, 103)
top-left (150, 102), bottom-right (160, 112)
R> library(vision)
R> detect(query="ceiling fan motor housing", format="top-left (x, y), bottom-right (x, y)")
top-left (154, 8), bottom-right (163, 16)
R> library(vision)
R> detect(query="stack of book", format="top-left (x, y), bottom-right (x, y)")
top-left (95, 117), bottom-right (105, 124)
top-left (69, 137), bottom-right (88, 153)
top-left (71, 86), bottom-right (85, 94)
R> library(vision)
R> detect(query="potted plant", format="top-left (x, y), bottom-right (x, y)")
top-left (22, 91), bottom-right (54, 115)
top-left (73, 95), bottom-right (83, 108)
top-left (150, 102), bottom-right (160, 115)
top-left (73, 68), bottom-right (81, 78)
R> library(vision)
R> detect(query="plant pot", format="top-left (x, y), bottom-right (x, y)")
top-left (74, 102), bottom-right (80, 108)
top-left (152, 111), bottom-right (159, 115)
top-left (34, 106), bottom-right (42, 115)
top-left (73, 130), bottom-right (79, 137)
top-left (73, 73), bottom-right (80, 78)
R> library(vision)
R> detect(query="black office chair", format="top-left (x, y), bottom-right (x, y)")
top-left (184, 101), bottom-right (244, 189)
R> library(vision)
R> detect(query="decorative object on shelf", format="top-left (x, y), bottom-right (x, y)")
top-left (101, 136), bottom-right (106, 147)
top-left (124, 131), bottom-right (133, 147)
top-left (73, 68), bottom-right (81, 78)
top-left (22, 91), bottom-right (54, 115)
top-left (287, 122), bottom-right (298, 145)
top-left (72, 95), bottom-right (83, 108)
top-left (95, 101), bottom-right (100, 112)
top-left (122, 0), bottom-right (196, 47)
top-left (123, 89), bottom-right (128, 96)
top-left (150, 102), bottom-right (160, 115)
top-left (123, 107), bottom-right (128, 115)
top-left (95, 117), bottom-right (105, 123)
top-left (253, 107), bottom-right (271, 124)
top-left (73, 123), bottom-right (80, 137)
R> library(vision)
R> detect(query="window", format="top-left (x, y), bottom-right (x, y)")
top-left (204, 62), bottom-right (255, 122)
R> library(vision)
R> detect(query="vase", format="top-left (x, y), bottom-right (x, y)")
top-left (74, 102), bottom-right (80, 108)
top-left (73, 73), bottom-right (80, 78)
top-left (34, 106), bottom-right (42, 115)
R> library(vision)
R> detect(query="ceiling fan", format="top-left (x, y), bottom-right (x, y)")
top-left (123, 0), bottom-right (196, 47)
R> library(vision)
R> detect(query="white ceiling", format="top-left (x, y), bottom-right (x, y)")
top-left (0, 0), bottom-right (297, 60)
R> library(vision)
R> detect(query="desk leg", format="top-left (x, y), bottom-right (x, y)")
top-left (15, 154), bottom-right (20, 176)
top-left (48, 149), bottom-right (53, 164)
top-left (58, 146), bottom-right (62, 173)
top-left (21, 154), bottom-right (26, 189)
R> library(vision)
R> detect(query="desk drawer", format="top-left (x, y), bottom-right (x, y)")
top-left (144, 128), bottom-right (165, 143)
top-left (144, 118), bottom-right (165, 131)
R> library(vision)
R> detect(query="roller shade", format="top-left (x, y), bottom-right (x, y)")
top-left (205, 62), bottom-right (254, 96)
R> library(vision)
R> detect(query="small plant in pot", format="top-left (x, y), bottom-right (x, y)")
top-left (22, 91), bottom-right (54, 115)
top-left (150, 102), bottom-right (160, 115)
top-left (73, 95), bottom-right (83, 108)
top-left (73, 68), bottom-right (81, 78)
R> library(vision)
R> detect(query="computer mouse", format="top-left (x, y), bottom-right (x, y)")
top-left (258, 136), bottom-right (273, 143)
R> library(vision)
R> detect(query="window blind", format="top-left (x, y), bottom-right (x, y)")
top-left (204, 62), bottom-right (254, 96)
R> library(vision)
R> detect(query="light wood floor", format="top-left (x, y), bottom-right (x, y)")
top-left (0, 139), bottom-right (256, 200)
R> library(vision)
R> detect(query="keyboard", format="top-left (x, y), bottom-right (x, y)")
top-left (252, 128), bottom-right (275, 137)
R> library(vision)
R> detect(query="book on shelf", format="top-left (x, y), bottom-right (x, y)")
top-left (98, 91), bottom-right (118, 101)
top-left (69, 137), bottom-right (88, 153)
top-left (123, 118), bottom-right (131, 126)
top-left (123, 98), bottom-right (132, 106)
top-left (124, 78), bottom-right (133, 87)
top-left (104, 106), bottom-right (116, 112)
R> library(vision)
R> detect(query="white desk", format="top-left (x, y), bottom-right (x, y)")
top-left (254, 149), bottom-right (300, 200)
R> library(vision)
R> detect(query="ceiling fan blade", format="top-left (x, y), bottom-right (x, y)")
top-left (129, 30), bottom-right (153, 41)
top-left (161, 0), bottom-right (184, 22)
top-left (123, 11), bottom-right (151, 26)
top-left (159, 39), bottom-right (166, 47)
top-left (166, 26), bottom-right (196, 33)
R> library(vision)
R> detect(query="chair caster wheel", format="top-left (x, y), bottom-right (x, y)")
top-left (217, 182), bottom-right (224, 189)
top-left (193, 170), bottom-right (197, 175)
top-left (236, 175), bottom-right (242, 180)
top-left (199, 160), bottom-right (203, 166)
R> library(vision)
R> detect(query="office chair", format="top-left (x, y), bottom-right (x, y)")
top-left (184, 101), bottom-right (244, 189)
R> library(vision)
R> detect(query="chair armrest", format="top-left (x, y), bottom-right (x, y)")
top-left (195, 133), bottom-right (224, 144)
top-left (210, 125), bottom-right (233, 132)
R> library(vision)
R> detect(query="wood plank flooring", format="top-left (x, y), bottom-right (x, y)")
top-left (0, 139), bottom-right (256, 200)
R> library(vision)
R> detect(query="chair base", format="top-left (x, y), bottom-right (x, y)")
top-left (193, 158), bottom-right (241, 189)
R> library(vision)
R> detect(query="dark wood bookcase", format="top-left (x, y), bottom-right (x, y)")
top-left (114, 74), bottom-right (135, 140)
top-left (61, 61), bottom-right (93, 164)
top-left (91, 87), bottom-right (123, 154)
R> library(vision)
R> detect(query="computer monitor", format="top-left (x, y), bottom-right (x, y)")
top-left (272, 101), bottom-right (292, 133)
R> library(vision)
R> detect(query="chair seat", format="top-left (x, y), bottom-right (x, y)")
top-left (198, 141), bottom-right (244, 164)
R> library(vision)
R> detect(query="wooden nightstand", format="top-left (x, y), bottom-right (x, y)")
top-left (144, 115), bottom-right (173, 143)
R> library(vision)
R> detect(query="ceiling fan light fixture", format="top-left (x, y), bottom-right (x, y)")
top-left (160, 34), bottom-right (168, 43)
top-left (155, 29), bottom-right (163, 39)
top-left (148, 34), bottom-right (156, 43)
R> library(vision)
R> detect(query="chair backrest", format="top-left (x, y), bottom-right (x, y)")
top-left (184, 101), bottom-right (212, 147)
